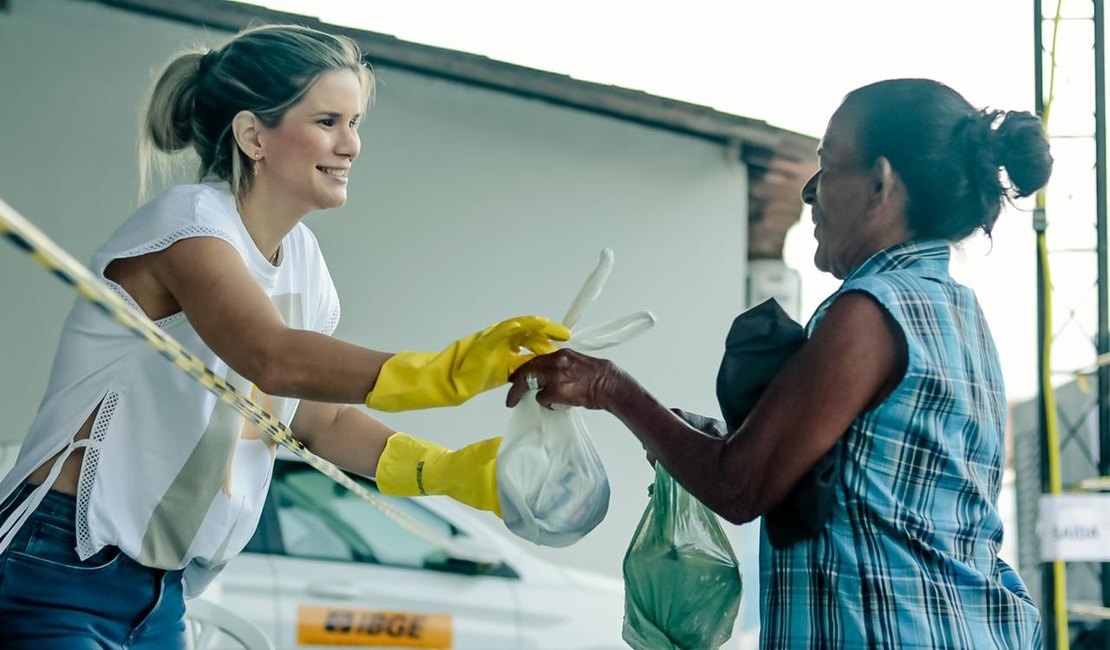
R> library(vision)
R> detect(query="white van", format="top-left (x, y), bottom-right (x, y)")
top-left (204, 456), bottom-right (627, 649)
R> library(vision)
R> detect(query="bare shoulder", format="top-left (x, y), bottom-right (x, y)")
top-left (807, 290), bottom-right (907, 409)
top-left (105, 236), bottom-right (247, 322)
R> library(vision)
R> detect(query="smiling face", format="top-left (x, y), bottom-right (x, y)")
top-left (255, 69), bottom-right (365, 215)
top-left (801, 105), bottom-right (910, 279)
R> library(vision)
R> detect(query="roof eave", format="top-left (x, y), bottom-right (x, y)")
top-left (89, 0), bottom-right (817, 161)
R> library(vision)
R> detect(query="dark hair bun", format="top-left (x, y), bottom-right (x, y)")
top-left (994, 111), bottom-right (1053, 198)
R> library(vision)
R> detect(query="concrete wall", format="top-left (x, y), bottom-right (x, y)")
top-left (0, 0), bottom-right (762, 638)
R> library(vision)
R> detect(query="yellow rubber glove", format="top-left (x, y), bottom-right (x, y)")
top-left (375, 433), bottom-right (502, 517)
top-left (366, 315), bottom-right (570, 412)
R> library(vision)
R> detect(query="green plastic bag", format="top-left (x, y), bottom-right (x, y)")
top-left (622, 463), bottom-right (742, 650)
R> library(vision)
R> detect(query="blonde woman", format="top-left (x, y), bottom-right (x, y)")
top-left (0, 24), bottom-right (566, 648)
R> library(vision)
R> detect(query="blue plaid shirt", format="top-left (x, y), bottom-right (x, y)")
top-left (759, 240), bottom-right (1040, 649)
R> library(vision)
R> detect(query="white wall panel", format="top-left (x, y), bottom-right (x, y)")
top-left (0, 0), bottom-right (760, 637)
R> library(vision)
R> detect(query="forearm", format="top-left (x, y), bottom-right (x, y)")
top-left (295, 403), bottom-right (501, 517)
top-left (298, 404), bottom-right (393, 477)
top-left (511, 294), bottom-right (902, 526)
top-left (602, 373), bottom-right (765, 524)
top-left (160, 239), bottom-right (566, 408)
top-left (252, 329), bottom-right (391, 403)
top-left (607, 374), bottom-right (839, 524)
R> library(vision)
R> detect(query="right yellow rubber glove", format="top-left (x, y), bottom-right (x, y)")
top-left (375, 433), bottom-right (502, 517)
top-left (365, 315), bottom-right (570, 412)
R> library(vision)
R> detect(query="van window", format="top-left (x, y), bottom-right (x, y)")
top-left (269, 462), bottom-right (459, 570)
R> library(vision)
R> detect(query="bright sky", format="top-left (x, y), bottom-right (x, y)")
top-left (247, 0), bottom-right (1101, 402)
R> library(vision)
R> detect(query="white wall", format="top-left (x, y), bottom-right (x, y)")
top-left (0, 0), bottom-right (762, 636)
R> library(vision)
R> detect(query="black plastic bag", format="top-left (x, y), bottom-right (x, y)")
top-left (717, 298), bottom-right (839, 548)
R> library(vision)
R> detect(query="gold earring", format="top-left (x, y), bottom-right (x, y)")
top-left (252, 153), bottom-right (261, 177)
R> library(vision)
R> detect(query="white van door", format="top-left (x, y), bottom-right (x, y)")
top-left (260, 460), bottom-right (522, 649)
top-left (207, 550), bottom-right (283, 643)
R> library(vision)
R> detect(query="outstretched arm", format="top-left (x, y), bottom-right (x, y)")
top-left (147, 236), bottom-right (388, 402)
top-left (291, 400), bottom-right (393, 477)
top-left (507, 291), bottom-right (906, 524)
top-left (118, 236), bottom-right (567, 406)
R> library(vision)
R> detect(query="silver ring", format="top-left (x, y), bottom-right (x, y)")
top-left (526, 373), bottom-right (540, 391)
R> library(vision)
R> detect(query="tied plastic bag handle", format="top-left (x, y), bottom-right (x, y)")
top-left (562, 248), bottom-right (614, 329)
top-left (565, 312), bottom-right (655, 352)
top-left (562, 249), bottom-right (655, 352)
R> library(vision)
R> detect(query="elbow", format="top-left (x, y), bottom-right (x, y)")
top-left (251, 363), bottom-right (291, 397)
top-left (706, 438), bottom-right (786, 526)
top-left (717, 500), bottom-right (760, 527)
top-left (720, 509), bottom-right (755, 527)
top-left (719, 477), bottom-right (794, 526)
top-left (251, 354), bottom-right (302, 398)
top-left (240, 336), bottom-right (298, 397)
top-left (712, 459), bottom-right (764, 525)
top-left (676, 482), bottom-right (755, 526)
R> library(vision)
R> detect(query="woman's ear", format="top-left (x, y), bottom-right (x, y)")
top-left (869, 156), bottom-right (910, 234)
top-left (870, 156), bottom-right (896, 205)
top-left (231, 110), bottom-right (263, 159)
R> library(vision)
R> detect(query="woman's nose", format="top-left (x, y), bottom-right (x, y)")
top-left (339, 128), bottom-right (360, 161)
top-left (800, 171), bottom-right (819, 205)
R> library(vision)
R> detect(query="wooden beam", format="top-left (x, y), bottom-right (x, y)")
top-left (748, 155), bottom-right (818, 259)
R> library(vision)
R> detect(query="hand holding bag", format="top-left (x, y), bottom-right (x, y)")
top-left (497, 249), bottom-right (655, 547)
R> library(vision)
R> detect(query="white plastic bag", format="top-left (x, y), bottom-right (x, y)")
top-left (497, 249), bottom-right (655, 547)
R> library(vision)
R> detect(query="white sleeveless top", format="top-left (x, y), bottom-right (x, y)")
top-left (0, 182), bottom-right (340, 596)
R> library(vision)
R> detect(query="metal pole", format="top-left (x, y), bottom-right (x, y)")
top-left (1094, 2), bottom-right (1110, 647)
top-left (1034, 1), bottom-right (1057, 648)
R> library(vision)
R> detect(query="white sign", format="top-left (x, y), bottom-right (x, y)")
top-left (1039, 494), bottom-right (1110, 561)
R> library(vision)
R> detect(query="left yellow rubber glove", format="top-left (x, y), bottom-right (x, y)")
top-left (366, 315), bottom-right (570, 412)
top-left (375, 433), bottom-right (502, 517)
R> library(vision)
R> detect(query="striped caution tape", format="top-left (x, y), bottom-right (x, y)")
top-left (0, 197), bottom-right (477, 560)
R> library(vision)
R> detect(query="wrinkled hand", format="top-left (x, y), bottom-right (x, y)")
top-left (506, 348), bottom-right (622, 411)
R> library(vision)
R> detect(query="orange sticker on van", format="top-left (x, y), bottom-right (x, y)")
top-left (297, 606), bottom-right (453, 648)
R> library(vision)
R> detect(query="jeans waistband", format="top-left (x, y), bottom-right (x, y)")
top-left (1, 482), bottom-right (77, 521)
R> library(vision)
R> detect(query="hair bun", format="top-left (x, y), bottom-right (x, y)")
top-left (144, 51), bottom-right (205, 154)
top-left (993, 111), bottom-right (1053, 198)
top-left (197, 49), bottom-right (218, 81)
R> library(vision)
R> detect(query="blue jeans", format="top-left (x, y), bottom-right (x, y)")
top-left (0, 482), bottom-right (186, 649)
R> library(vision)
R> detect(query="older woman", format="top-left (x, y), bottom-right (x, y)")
top-left (508, 78), bottom-right (1053, 648)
